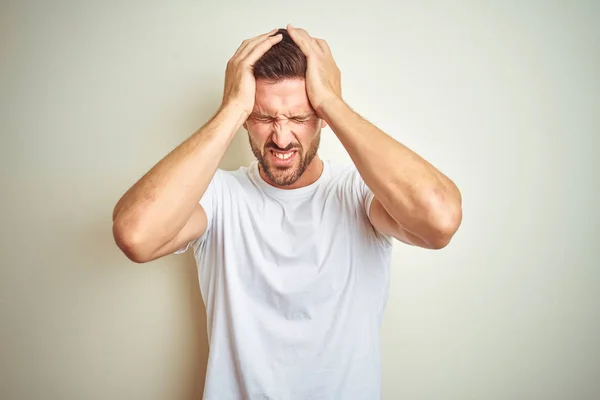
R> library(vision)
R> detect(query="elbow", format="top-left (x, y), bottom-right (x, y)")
top-left (422, 193), bottom-right (463, 250)
top-left (428, 204), bottom-right (462, 249)
top-left (112, 219), bottom-right (154, 264)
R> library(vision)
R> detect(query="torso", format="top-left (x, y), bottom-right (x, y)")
top-left (189, 160), bottom-right (393, 399)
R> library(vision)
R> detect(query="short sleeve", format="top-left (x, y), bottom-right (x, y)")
top-left (349, 168), bottom-right (394, 247)
top-left (174, 169), bottom-right (224, 254)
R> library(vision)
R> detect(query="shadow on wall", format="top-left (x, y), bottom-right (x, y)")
top-left (182, 253), bottom-right (210, 399)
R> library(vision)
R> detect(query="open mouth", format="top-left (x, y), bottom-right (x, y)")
top-left (270, 149), bottom-right (297, 165)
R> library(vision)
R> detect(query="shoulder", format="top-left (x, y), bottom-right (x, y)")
top-left (320, 160), bottom-right (372, 214)
top-left (207, 162), bottom-right (268, 201)
top-left (324, 159), bottom-right (355, 176)
top-left (210, 163), bottom-right (255, 187)
top-left (322, 159), bottom-right (394, 247)
top-left (322, 159), bottom-right (367, 193)
top-left (323, 159), bottom-right (360, 184)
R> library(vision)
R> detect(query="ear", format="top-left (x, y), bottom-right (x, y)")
top-left (243, 121), bottom-right (248, 130)
top-left (320, 119), bottom-right (328, 129)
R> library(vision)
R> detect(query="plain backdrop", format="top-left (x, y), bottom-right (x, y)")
top-left (1, 1), bottom-right (599, 399)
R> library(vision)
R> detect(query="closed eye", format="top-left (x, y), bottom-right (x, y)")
top-left (250, 115), bottom-right (314, 123)
top-left (251, 116), bottom-right (273, 123)
top-left (291, 117), bottom-right (311, 123)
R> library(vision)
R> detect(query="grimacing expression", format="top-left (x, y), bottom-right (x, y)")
top-left (244, 79), bottom-right (327, 187)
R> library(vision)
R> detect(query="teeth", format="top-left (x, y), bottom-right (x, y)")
top-left (274, 151), bottom-right (293, 160)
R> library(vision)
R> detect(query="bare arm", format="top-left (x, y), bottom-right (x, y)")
top-left (286, 25), bottom-right (462, 249)
top-left (321, 98), bottom-right (462, 249)
top-left (112, 105), bottom-right (246, 262)
top-left (112, 29), bottom-right (283, 263)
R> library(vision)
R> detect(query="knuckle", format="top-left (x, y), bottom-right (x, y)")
top-left (238, 58), bottom-right (251, 68)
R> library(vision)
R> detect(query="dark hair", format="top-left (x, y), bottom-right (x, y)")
top-left (253, 28), bottom-right (306, 81)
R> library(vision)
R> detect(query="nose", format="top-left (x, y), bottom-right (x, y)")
top-left (271, 118), bottom-right (294, 149)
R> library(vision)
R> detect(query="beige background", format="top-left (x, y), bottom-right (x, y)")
top-left (1, 1), bottom-right (599, 399)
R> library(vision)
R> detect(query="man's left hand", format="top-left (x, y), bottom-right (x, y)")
top-left (286, 24), bottom-right (342, 116)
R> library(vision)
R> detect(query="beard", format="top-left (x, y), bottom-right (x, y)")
top-left (249, 129), bottom-right (321, 187)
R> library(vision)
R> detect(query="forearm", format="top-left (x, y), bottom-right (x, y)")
top-left (320, 98), bottom-right (462, 239)
top-left (112, 104), bottom-right (247, 247)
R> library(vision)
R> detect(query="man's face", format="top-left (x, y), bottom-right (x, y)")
top-left (244, 78), bottom-right (326, 187)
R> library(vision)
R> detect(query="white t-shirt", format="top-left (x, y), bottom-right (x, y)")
top-left (177, 159), bottom-right (393, 399)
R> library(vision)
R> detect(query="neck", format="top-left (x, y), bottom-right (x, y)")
top-left (259, 155), bottom-right (324, 190)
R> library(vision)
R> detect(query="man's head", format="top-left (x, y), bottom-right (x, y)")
top-left (243, 29), bottom-right (326, 188)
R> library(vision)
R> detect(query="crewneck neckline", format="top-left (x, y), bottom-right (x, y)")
top-left (250, 159), bottom-right (330, 198)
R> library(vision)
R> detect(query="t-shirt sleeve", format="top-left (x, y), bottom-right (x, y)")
top-left (174, 169), bottom-right (224, 254)
top-left (349, 167), bottom-right (394, 246)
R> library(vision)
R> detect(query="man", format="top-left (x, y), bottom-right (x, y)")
top-left (113, 25), bottom-right (462, 399)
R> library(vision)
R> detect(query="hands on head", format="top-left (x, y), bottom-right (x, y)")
top-left (221, 24), bottom-right (342, 118)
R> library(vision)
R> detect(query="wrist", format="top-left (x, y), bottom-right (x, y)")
top-left (316, 95), bottom-right (347, 121)
top-left (218, 102), bottom-right (251, 128)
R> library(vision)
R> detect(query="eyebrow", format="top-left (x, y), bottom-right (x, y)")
top-left (290, 113), bottom-right (316, 119)
top-left (249, 112), bottom-right (315, 119)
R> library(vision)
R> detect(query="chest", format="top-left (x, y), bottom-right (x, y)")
top-left (199, 189), bottom-right (390, 321)
top-left (236, 193), bottom-right (361, 266)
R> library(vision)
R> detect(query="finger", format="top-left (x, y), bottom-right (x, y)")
top-left (244, 33), bottom-right (283, 64)
top-left (315, 38), bottom-right (330, 54)
top-left (238, 29), bottom-right (277, 59)
top-left (286, 24), bottom-right (321, 56)
top-left (233, 28), bottom-right (278, 58)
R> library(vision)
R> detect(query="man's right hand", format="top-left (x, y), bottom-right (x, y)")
top-left (221, 29), bottom-right (283, 116)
